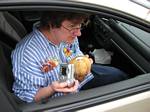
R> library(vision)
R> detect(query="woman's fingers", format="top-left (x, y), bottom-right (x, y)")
top-left (52, 80), bottom-right (79, 93)
top-left (85, 54), bottom-right (89, 58)
top-left (89, 58), bottom-right (93, 64)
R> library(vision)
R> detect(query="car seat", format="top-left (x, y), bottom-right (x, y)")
top-left (0, 42), bottom-right (23, 112)
top-left (0, 11), bottom-right (27, 109)
top-left (0, 11), bottom-right (27, 42)
top-left (0, 11), bottom-right (28, 91)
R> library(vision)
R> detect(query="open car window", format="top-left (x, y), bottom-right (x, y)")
top-left (130, 0), bottom-right (150, 9)
top-left (0, 1), bottom-right (150, 112)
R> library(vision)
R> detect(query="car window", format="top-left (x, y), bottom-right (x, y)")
top-left (130, 0), bottom-right (150, 9)
top-left (117, 21), bottom-right (150, 47)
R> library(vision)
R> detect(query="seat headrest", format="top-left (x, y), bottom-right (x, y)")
top-left (0, 11), bottom-right (27, 42)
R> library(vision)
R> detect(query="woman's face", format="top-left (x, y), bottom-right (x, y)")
top-left (53, 20), bottom-right (82, 44)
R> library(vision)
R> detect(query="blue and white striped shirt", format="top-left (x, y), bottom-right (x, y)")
top-left (11, 27), bottom-right (94, 102)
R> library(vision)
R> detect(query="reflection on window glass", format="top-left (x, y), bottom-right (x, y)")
top-left (118, 21), bottom-right (150, 47)
top-left (130, 0), bottom-right (150, 9)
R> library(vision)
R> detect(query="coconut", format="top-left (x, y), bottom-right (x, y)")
top-left (69, 56), bottom-right (91, 82)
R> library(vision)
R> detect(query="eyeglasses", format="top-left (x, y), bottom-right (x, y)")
top-left (61, 21), bottom-right (89, 33)
top-left (61, 24), bottom-right (83, 33)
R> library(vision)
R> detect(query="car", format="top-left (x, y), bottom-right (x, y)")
top-left (0, 0), bottom-right (150, 112)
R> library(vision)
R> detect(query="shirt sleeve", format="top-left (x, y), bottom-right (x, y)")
top-left (13, 70), bottom-right (41, 102)
top-left (12, 47), bottom-right (47, 103)
top-left (78, 73), bottom-right (94, 90)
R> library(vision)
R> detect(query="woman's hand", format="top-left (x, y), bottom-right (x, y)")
top-left (51, 80), bottom-right (79, 93)
top-left (85, 54), bottom-right (93, 64)
top-left (34, 80), bottom-right (79, 102)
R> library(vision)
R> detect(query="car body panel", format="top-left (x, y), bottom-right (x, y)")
top-left (78, 90), bottom-right (150, 112)
top-left (72, 0), bottom-right (150, 22)
top-left (0, 0), bottom-right (150, 22)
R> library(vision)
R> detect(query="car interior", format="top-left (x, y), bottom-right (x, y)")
top-left (0, 10), bottom-right (150, 111)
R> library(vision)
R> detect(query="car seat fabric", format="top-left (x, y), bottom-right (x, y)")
top-left (0, 41), bottom-right (26, 104)
top-left (0, 11), bottom-right (27, 41)
top-left (0, 11), bottom-right (27, 91)
top-left (0, 11), bottom-right (28, 105)
top-left (0, 42), bottom-right (14, 92)
top-left (0, 43), bottom-right (24, 110)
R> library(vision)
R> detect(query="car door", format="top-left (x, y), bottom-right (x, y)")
top-left (0, 0), bottom-right (150, 112)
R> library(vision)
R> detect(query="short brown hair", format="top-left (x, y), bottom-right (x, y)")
top-left (40, 11), bottom-right (89, 28)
